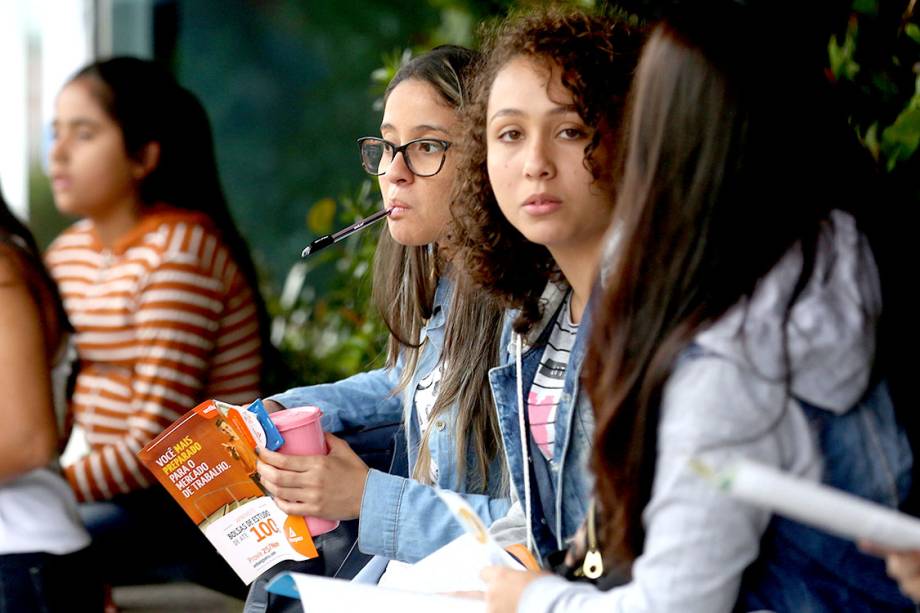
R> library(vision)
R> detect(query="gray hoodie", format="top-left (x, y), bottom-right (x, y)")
top-left (520, 211), bottom-right (884, 612)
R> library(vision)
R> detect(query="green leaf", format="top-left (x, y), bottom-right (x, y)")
top-left (862, 122), bottom-right (880, 160)
top-left (852, 0), bottom-right (878, 16)
top-left (881, 106), bottom-right (920, 171)
top-left (432, 7), bottom-right (475, 47)
top-left (828, 26), bottom-right (860, 81)
top-left (906, 23), bottom-right (920, 45)
top-left (307, 197), bottom-right (336, 234)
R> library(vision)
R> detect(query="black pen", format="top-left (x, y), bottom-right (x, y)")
top-left (301, 208), bottom-right (392, 257)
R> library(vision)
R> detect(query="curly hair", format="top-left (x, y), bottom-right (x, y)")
top-left (448, 8), bottom-right (645, 334)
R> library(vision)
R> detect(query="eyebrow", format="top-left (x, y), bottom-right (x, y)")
top-left (51, 118), bottom-right (101, 130)
top-left (488, 104), bottom-right (579, 125)
top-left (379, 122), bottom-right (451, 135)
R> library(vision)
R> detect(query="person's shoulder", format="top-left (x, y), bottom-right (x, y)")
top-left (138, 205), bottom-right (216, 246)
top-left (133, 205), bottom-right (226, 265)
top-left (46, 219), bottom-right (95, 254)
top-left (133, 208), bottom-right (241, 295)
top-left (659, 353), bottom-right (792, 455)
top-left (0, 242), bottom-right (50, 308)
top-left (0, 243), bottom-right (25, 286)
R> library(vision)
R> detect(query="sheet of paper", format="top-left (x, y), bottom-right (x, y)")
top-left (695, 457), bottom-right (920, 550)
top-left (266, 571), bottom-right (485, 612)
top-left (373, 490), bottom-right (524, 593)
top-left (378, 532), bottom-right (522, 593)
top-left (434, 489), bottom-right (522, 568)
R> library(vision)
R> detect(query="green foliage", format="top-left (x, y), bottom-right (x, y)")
top-left (28, 164), bottom-right (70, 250)
top-left (829, 1), bottom-right (919, 179)
top-left (268, 180), bottom-right (389, 386)
top-left (880, 74), bottom-right (920, 171)
top-left (828, 20), bottom-right (860, 82)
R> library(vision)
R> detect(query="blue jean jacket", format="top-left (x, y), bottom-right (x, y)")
top-left (488, 283), bottom-right (595, 559)
top-left (271, 277), bottom-right (510, 563)
top-left (737, 379), bottom-right (916, 612)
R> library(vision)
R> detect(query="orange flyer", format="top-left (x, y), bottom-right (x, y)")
top-left (137, 399), bottom-right (318, 584)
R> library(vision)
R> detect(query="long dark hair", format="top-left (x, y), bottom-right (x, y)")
top-left (584, 4), bottom-right (872, 563)
top-left (449, 8), bottom-right (645, 334)
top-left (70, 57), bottom-right (279, 392)
top-left (0, 184), bottom-right (70, 350)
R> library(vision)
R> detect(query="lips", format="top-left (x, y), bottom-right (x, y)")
top-left (50, 174), bottom-right (71, 191)
top-left (387, 198), bottom-right (411, 220)
top-left (522, 193), bottom-right (562, 215)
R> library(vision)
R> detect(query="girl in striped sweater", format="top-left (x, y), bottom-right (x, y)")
top-left (45, 57), bottom-right (270, 595)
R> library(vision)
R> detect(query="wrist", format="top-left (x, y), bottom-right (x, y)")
top-left (263, 398), bottom-right (285, 413)
top-left (353, 466), bottom-right (371, 518)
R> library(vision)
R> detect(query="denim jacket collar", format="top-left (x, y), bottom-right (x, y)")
top-left (504, 280), bottom-right (570, 355)
top-left (490, 279), bottom-right (596, 556)
top-left (423, 275), bottom-right (452, 342)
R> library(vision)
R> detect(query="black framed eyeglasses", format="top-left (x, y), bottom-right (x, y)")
top-left (357, 137), bottom-right (452, 178)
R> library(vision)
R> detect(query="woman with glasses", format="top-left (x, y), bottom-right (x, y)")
top-left (254, 45), bottom-right (510, 576)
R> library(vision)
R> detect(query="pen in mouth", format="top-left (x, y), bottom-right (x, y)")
top-left (301, 208), bottom-right (392, 257)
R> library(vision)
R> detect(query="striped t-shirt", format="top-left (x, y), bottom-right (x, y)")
top-left (527, 292), bottom-right (578, 463)
top-left (415, 362), bottom-right (445, 482)
top-left (46, 206), bottom-right (262, 502)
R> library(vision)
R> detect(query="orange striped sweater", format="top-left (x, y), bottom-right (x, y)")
top-left (46, 206), bottom-right (262, 502)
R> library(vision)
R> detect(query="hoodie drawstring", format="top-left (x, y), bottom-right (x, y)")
top-left (514, 332), bottom-right (534, 555)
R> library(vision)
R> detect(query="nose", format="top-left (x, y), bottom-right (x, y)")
top-left (49, 131), bottom-right (68, 164)
top-left (522, 133), bottom-right (555, 180)
top-left (381, 148), bottom-right (414, 186)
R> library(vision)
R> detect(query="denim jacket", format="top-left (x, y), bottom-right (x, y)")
top-left (519, 211), bottom-right (915, 612)
top-left (488, 281), bottom-right (596, 560)
top-left (271, 276), bottom-right (510, 563)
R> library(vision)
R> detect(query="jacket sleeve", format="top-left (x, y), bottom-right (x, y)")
top-left (356, 469), bottom-right (512, 563)
top-left (268, 361), bottom-right (404, 433)
top-left (516, 356), bottom-right (799, 613)
top-left (488, 487), bottom-right (531, 551)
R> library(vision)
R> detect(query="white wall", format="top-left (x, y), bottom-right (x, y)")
top-left (0, 0), bottom-right (93, 221)
top-left (0, 1), bottom-right (30, 218)
top-left (38, 0), bottom-right (94, 174)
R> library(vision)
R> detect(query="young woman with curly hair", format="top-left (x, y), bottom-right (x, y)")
top-left (448, 8), bottom-right (643, 563)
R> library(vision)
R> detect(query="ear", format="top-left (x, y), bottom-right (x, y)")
top-left (131, 141), bottom-right (161, 180)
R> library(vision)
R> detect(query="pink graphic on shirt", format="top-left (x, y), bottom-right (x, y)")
top-left (528, 390), bottom-right (558, 461)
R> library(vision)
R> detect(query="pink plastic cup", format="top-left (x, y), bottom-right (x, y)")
top-left (268, 406), bottom-right (339, 536)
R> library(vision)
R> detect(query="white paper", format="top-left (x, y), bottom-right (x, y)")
top-left (711, 457), bottom-right (920, 550)
top-left (376, 489), bottom-right (525, 592)
top-left (434, 489), bottom-right (522, 568)
top-left (266, 487), bottom-right (528, 608)
top-left (379, 532), bottom-right (521, 593)
top-left (281, 572), bottom-right (485, 613)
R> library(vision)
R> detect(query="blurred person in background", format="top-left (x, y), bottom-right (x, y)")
top-left (45, 56), bottom-right (272, 599)
top-left (0, 183), bottom-right (103, 611)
